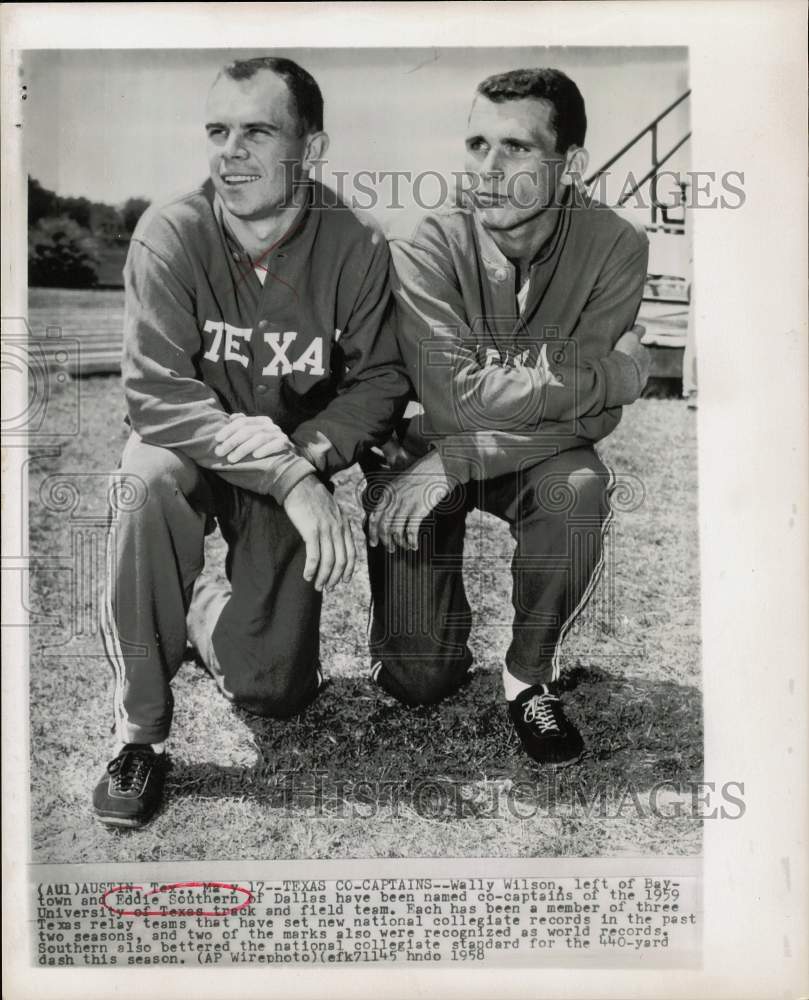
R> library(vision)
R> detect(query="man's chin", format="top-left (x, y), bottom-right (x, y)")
top-left (475, 207), bottom-right (525, 231)
top-left (216, 185), bottom-right (258, 214)
top-left (220, 193), bottom-right (280, 224)
top-left (475, 203), bottom-right (550, 233)
top-left (222, 200), bottom-right (258, 221)
top-left (215, 182), bottom-right (300, 221)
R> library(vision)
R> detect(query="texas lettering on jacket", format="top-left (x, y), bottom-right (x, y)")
top-left (201, 319), bottom-right (332, 377)
top-left (200, 318), bottom-right (565, 389)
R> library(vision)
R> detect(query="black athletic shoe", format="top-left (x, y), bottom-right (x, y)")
top-left (508, 684), bottom-right (584, 764)
top-left (92, 744), bottom-right (167, 828)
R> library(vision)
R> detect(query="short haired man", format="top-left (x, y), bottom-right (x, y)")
top-left (94, 57), bottom-right (409, 827)
top-left (367, 68), bottom-right (651, 764)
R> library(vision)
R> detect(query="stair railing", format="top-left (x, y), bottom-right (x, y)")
top-left (584, 90), bottom-right (691, 233)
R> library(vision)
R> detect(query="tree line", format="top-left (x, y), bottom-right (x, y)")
top-left (28, 177), bottom-right (150, 288)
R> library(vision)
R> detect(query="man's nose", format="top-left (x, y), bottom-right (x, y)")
top-left (480, 147), bottom-right (504, 180)
top-left (222, 131), bottom-right (248, 160)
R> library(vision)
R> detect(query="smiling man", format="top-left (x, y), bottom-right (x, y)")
top-left (93, 56), bottom-right (409, 828)
top-left (366, 68), bottom-right (651, 765)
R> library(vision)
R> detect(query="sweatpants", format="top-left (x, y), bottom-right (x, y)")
top-left (363, 446), bottom-right (613, 705)
top-left (102, 433), bottom-right (322, 745)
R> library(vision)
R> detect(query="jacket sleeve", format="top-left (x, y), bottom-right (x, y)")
top-left (122, 238), bottom-right (315, 504)
top-left (389, 229), bottom-right (644, 440)
top-left (394, 220), bottom-right (648, 483)
top-left (435, 413), bottom-right (624, 484)
top-left (290, 233), bottom-right (411, 477)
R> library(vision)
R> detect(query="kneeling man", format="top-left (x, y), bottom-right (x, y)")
top-left (367, 68), bottom-right (651, 764)
top-left (95, 56), bottom-right (409, 827)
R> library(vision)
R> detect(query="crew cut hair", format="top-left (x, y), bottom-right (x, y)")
top-left (476, 68), bottom-right (586, 154)
top-left (220, 56), bottom-right (324, 135)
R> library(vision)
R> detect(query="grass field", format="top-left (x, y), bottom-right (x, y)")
top-left (26, 301), bottom-right (702, 863)
top-left (29, 286), bottom-right (125, 340)
top-left (28, 286), bottom-right (126, 375)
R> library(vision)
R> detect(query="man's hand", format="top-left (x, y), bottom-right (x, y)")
top-left (283, 476), bottom-right (356, 591)
top-left (214, 413), bottom-right (291, 462)
top-left (368, 450), bottom-right (453, 552)
top-left (371, 437), bottom-right (419, 472)
top-left (614, 324), bottom-right (652, 389)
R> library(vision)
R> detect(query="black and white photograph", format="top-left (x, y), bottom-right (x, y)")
top-left (2, 3), bottom-right (807, 999)
top-left (24, 43), bottom-right (700, 861)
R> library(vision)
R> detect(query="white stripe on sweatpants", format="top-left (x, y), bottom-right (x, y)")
top-left (550, 463), bottom-right (616, 681)
top-left (100, 520), bottom-right (129, 742)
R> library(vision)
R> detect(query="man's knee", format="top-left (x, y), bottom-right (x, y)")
top-left (225, 660), bottom-right (319, 719)
top-left (523, 457), bottom-right (611, 522)
top-left (375, 656), bottom-right (472, 707)
top-left (118, 435), bottom-right (202, 511)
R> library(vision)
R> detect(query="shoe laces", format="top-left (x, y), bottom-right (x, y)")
top-left (107, 748), bottom-right (153, 793)
top-left (522, 692), bottom-right (561, 734)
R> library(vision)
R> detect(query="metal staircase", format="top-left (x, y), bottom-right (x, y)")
top-left (585, 90), bottom-right (692, 379)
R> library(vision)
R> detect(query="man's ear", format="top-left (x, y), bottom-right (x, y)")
top-left (561, 146), bottom-right (589, 188)
top-left (304, 130), bottom-right (330, 171)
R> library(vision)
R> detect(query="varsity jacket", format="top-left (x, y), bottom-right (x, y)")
top-left (122, 180), bottom-right (410, 503)
top-left (389, 185), bottom-right (650, 482)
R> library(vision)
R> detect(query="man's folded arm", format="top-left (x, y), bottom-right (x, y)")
top-left (548, 225), bottom-right (650, 421)
top-left (432, 410), bottom-right (622, 484)
top-left (122, 239), bottom-right (315, 504)
top-left (290, 234), bottom-right (411, 477)
top-left (396, 220), bottom-right (649, 483)
top-left (389, 232), bottom-right (642, 438)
